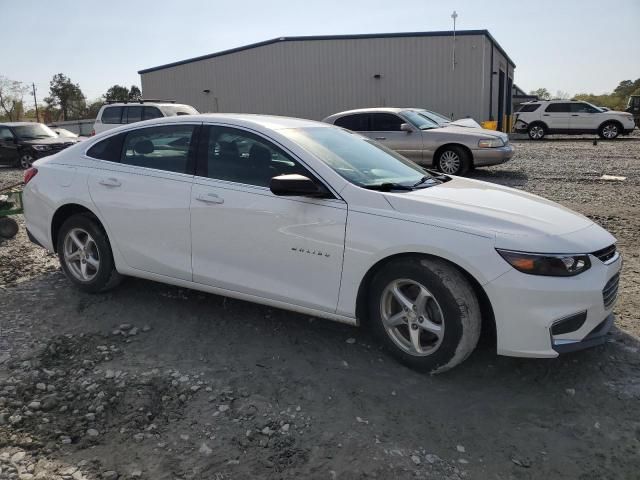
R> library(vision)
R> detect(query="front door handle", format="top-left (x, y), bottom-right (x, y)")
top-left (196, 193), bottom-right (224, 204)
top-left (374, 136), bottom-right (387, 140)
top-left (571, 114), bottom-right (579, 116)
top-left (98, 177), bottom-right (121, 187)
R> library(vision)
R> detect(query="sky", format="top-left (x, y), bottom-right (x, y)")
top-left (2, 0), bottom-right (638, 105)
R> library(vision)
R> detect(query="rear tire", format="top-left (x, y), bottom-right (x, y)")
top-left (436, 146), bottom-right (470, 176)
top-left (0, 217), bottom-right (19, 239)
top-left (367, 257), bottom-right (481, 373)
top-left (56, 214), bottom-right (123, 293)
top-left (527, 123), bottom-right (546, 140)
top-left (598, 121), bottom-right (620, 139)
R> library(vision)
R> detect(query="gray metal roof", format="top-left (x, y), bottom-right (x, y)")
top-left (138, 29), bottom-right (515, 74)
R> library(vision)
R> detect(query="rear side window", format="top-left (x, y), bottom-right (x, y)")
top-left (121, 124), bottom-right (196, 174)
top-left (101, 106), bottom-right (123, 124)
top-left (517, 104), bottom-right (541, 113)
top-left (124, 106), bottom-right (143, 124)
top-left (143, 107), bottom-right (163, 120)
top-left (370, 113), bottom-right (404, 131)
top-left (86, 134), bottom-right (124, 162)
top-left (544, 103), bottom-right (572, 113)
top-left (334, 114), bottom-right (369, 131)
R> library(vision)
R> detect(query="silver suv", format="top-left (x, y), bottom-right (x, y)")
top-left (323, 108), bottom-right (514, 176)
top-left (92, 101), bottom-right (198, 136)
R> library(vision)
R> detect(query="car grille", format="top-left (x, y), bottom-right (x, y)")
top-left (592, 244), bottom-right (617, 263)
top-left (602, 273), bottom-right (620, 310)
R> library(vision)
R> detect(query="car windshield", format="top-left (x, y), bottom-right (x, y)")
top-left (282, 127), bottom-right (436, 189)
top-left (417, 109), bottom-right (452, 126)
top-left (161, 105), bottom-right (199, 116)
top-left (13, 124), bottom-right (57, 140)
top-left (401, 110), bottom-right (440, 130)
top-left (56, 128), bottom-right (78, 138)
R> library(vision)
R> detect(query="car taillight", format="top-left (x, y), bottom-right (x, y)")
top-left (24, 167), bottom-right (38, 185)
top-left (90, 129), bottom-right (96, 136)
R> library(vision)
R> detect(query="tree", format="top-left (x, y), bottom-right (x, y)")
top-left (44, 73), bottom-right (86, 121)
top-left (554, 90), bottom-right (570, 100)
top-left (529, 88), bottom-right (551, 100)
top-left (105, 84), bottom-right (142, 101)
top-left (0, 76), bottom-right (29, 121)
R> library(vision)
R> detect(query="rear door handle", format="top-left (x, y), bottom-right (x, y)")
top-left (374, 137), bottom-right (386, 140)
top-left (571, 114), bottom-right (579, 116)
top-left (98, 177), bottom-right (121, 187)
top-left (196, 193), bottom-right (224, 204)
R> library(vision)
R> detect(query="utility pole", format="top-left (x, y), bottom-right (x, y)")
top-left (451, 10), bottom-right (458, 71)
top-left (32, 83), bottom-right (39, 123)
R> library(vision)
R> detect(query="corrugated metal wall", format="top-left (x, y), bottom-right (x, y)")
top-left (141, 34), bottom-right (513, 123)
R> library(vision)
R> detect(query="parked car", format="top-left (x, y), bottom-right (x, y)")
top-left (0, 122), bottom-right (80, 169)
top-left (514, 100), bottom-right (636, 140)
top-left (323, 108), bottom-right (513, 176)
top-left (22, 114), bottom-right (621, 373)
top-left (92, 101), bottom-right (199, 136)
top-left (418, 109), bottom-right (482, 129)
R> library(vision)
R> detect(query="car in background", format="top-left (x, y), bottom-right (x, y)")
top-left (92, 100), bottom-right (199, 135)
top-left (514, 100), bottom-right (636, 140)
top-left (0, 122), bottom-right (80, 169)
top-left (417, 109), bottom-right (482, 129)
top-left (52, 127), bottom-right (89, 141)
top-left (22, 114), bottom-right (621, 373)
top-left (323, 108), bottom-right (513, 175)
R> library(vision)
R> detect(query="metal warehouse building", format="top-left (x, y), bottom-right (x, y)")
top-left (139, 30), bottom-right (515, 130)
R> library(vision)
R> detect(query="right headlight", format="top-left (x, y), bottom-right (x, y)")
top-left (496, 249), bottom-right (591, 276)
top-left (478, 138), bottom-right (505, 148)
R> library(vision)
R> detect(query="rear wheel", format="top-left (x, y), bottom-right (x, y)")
top-left (56, 214), bottom-right (123, 293)
top-left (0, 217), bottom-right (19, 239)
top-left (436, 146), bottom-right (470, 176)
top-left (598, 122), bottom-right (620, 139)
top-left (368, 257), bottom-right (481, 373)
top-left (527, 123), bottom-right (546, 140)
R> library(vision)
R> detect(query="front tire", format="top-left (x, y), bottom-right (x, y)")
top-left (19, 153), bottom-right (35, 169)
top-left (436, 146), bottom-right (470, 176)
top-left (0, 217), bottom-right (19, 239)
top-left (368, 257), bottom-right (481, 373)
top-left (527, 123), bottom-right (546, 140)
top-left (598, 122), bottom-right (620, 139)
top-left (56, 214), bottom-right (123, 293)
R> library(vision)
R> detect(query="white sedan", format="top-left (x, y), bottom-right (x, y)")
top-left (22, 114), bottom-right (622, 373)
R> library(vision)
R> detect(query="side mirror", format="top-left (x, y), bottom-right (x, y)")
top-left (270, 174), bottom-right (330, 198)
top-left (400, 123), bottom-right (413, 133)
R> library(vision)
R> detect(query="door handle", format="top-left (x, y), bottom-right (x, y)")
top-left (374, 137), bottom-right (387, 140)
top-left (98, 177), bottom-right (121, 187)
top-left (571, 114), bottom-right (579, 116)
top-left (542, 114), bottom-right (550, 116)
top-left (196, 193), bottom-right (224, 204)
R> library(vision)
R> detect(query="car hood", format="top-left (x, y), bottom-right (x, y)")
top-left (383, 177), bottom-right (614, 253)
top-left (448, 118), bottom-right (482, 128)
top-left (433, 125), bottom-right (509, 142)
top-left (20, 137), bottom-right (79, 146)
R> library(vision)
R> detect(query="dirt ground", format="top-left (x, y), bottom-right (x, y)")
top-left (1, 135), bottom-right (639, 479)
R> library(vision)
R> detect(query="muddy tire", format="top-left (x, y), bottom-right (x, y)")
top-left (56, 214), bottom-right (123, 293)
top-left (0, 217), bottom-right (19, 239)
top-left (368, 257), bottom-right (481, 373)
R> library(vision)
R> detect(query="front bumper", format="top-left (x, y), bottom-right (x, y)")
top-left (484, 249), bottom-right (622, 358)
top-left (472, 144), bottom-right (515, 167)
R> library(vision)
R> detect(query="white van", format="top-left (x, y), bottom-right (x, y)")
top-left (92, 101), bottom-right (199, 135)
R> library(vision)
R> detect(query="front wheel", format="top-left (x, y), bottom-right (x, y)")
top-left (19, 153), bottom-right (35, 169)
top-left (368, 257), bottom-right (481, 373)
top-left (436, 146), bottom-right (470, 176)
top-left (0, 217), bottom-right (19, 239)
top-left (56, 214), bottom-right (123, 293)
top-left (598, 122), bottom-right (620, 139)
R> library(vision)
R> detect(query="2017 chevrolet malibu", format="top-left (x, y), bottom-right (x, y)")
top-left (22, 114), bottom-right (621, 373)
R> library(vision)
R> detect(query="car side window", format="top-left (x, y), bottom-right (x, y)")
top-left (202, 126), bottom-right (309, 187)
top-left (544, 103), bottom-right (571, 113)
top-left (0, 127), bottom-right (14, 140)
top-left (143, 107), bottom-right (163, 120)
top-left (101, 106), bottom-right (123, 124)
top-left (86, 133), bottom-right (125, 162)
top-left (121, 125), bottom-right (196, 174)
top-left (334, 114), bottom-right (369, 131)
top-left (370, 113), bottom-right (404, 131)
top-left (125, 106), bottom-right (143, 123)
top-left (571, 103), bottom-right (599, 113)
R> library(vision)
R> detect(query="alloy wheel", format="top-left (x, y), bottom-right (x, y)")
top-left (439, 151), bottom-right (460, 174)
top-left (379, 279), bottom-right (445, 356)
top-left (602, 124), bottom-right (618, 139)
top-left (529, 125), bottom-right (544, 140)
top-left (63, 228), bottom-right (100, 282)
top-left (20, 154), bottom-right (34, 169)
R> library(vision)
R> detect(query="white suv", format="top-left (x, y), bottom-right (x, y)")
top-left (92, 101), bottom-right (198, 135)
top-left (514, 100), bottom-right (636, 140)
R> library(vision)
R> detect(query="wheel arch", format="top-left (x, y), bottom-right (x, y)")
top-left (528, 120), bottom-right (548, 130)
top-left (432, 143), bottom-right (474, 168)
top-left (51, 203), bottom-right (103, 253)
top-left (355, 252), bottom-right (496, 349)
top-left (598, 119), bottom-right (623, 132)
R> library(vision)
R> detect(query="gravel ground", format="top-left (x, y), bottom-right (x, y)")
top-left (1, 135), bottom-right (639, 479)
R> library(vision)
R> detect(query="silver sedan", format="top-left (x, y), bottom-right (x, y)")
top-left (323, 107), bottom-right (514, 176)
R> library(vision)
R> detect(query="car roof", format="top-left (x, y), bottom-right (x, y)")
top-left (328, 107), bottom-right (412, 116)
top-left (101, 102), bottom-right (191, 107)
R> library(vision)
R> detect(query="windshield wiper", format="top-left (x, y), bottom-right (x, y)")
top-left (363, 182), bottom-right (413, 192)
top-left (412, 176), bottom-right (439, 188)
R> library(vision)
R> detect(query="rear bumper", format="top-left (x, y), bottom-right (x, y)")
top-left (472, 144), bottom-right (515, 167)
